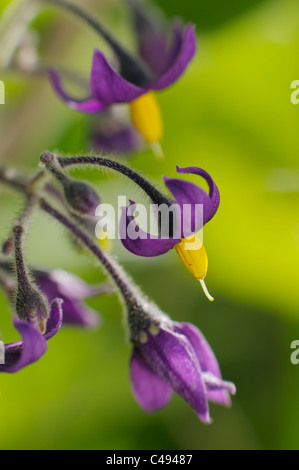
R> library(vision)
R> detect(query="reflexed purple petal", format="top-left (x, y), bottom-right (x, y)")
top-left (0, 318), bottom-right (47, 373)
top-left (175, 322), bottom-right (221, 376)
top-left (165, 22), bottom-right (186, 76)
top-left (49, 70), bottom-right (104, 113)
top-left (140, 327), bottom-right (211, 422)
top-left (38, 269), bottom-right (97, 300)
top-left (44, 299), bottom-right (63, 341)
top-left (119, 205), bottom-right (177, 257)
top-left (202, 372), bottom-right (236, 406)
top-left (0, 300), bottom-right (63, 373)
top-left (36, 270), bottom-right (100, 328)
top-left (163, 176), bottom-right (211, 234)
top-left (92, 126), bottom-right (141, 154)
top-left (128, 0), bottom-right (167, 76)
top-left (176, 166), bottom-right (220, 223)
top-left (138, 28), bottom-right (170, 77)
top-left (130, 0), bottom-right (183, 78)
top-left (176, 322), bottom-right (234, 406)
top-left (149, 24), bottom-right (196, 90)
top-left (63, 302), bottom-right (99, 328)
top-left (91, 50), bottom-right (144, 105)
top-left (130, 348), bottom-right (173, 412)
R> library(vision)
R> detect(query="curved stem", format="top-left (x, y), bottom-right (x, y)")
top-left (58, 155), bottom-right (171, 206)
top-left (40, 0), bottom-right (152, 85)
top-left (40, 198), bottom-right (140, 308)
top-left (0, 165), bottom-right (159, 339)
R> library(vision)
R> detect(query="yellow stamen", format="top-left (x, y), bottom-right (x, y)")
top-left (129, 91), bottom-right (163, 151)
top-left (175, 235), bottom-right (214, 301)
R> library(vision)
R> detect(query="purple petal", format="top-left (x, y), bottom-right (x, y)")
top-left (163, 176), bottom-right (211, 234)
top-left (90, 50), bottom-right (144, 105)
top-left (138, 28), bottom-right (170, 78)
top-left (176, 166), bottom-right (220, 223)
top-left (36, 270), bottom-right (100, 329)
top-left (202, 372), bottom-right (236, 406)
top-left (119, 204), bottom-right (177, 257)
top-left (49, 70), bottom-right (104, 113)
top-left (44, 299), bottom-right (63, 341)
top-left (130, 348), bottom-right (173, 412)
top-left (38, 269), bottom-right (98, 300)
top-left (130, 0), bottom-right (185, 78)
top-left (0, 319), bottom-right (47, 373)
top-left (140, 327), bottom-right (211, 422)
top-left (176, 322), bottom-right (234, 406)
top-left (92, 126), bottom-right (141, 154)
top-left (149, 24), bottom-right (196, 90)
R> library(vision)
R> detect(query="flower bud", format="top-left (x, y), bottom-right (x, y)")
top-left (13, 225), bottom-right (49, 333)
top-left (63, 180), bottom-right (100, 216)
top-left (40, 152), bottom-right (100, 215)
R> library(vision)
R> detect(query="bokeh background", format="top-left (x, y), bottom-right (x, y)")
top-left (0, 0), bottom-right (298, 450)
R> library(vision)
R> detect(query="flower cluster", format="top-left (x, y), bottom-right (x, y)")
top-left (0, 0), bottom-right (236, 424)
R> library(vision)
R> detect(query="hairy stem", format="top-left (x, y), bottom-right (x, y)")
top-left (58, 155), bottom-right (171, 206)
top-left (40, 198), bottom-right (140, 308)
top-left (40, 0), bottom-right (151, 85)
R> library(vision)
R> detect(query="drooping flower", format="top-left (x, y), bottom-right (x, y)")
top-left (130, 318), bottom-right (235, 422)
top-left (0, 258), bottom-right (110, 329)
top-left (0, 299), bottom-right (63, 373)
top-left (120, 165), bottom-right (220, 301)
top-left (35, 268), bottom-right (112, 328)
top-left (48, 0), bottom-right (196, 154)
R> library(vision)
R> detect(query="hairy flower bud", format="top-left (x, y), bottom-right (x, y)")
top-left (15, 282), bottom-right (49, 334)
top-left (63, 180), bottom-right (100, 216)
top-left (13, 225), bottom-right (49, 334)
top-left (40, 151), bottom-right (100, 215)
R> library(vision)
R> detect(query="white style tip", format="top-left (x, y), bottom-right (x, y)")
top-left (199, 279), bottom-right (214, 302)
top-left (151, 142), bottom-right (164, 160)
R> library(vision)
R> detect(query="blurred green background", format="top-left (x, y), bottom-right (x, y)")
top-left (0, 0), bottom-right (299, 450)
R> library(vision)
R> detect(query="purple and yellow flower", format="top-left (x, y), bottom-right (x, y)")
top-left (0, 299), bottom-right (63, 373)
top-left (49, 0), bottom-right (196, 155)
top-left (130, 319), bottom-right (236, 422)
top-left (120, 165), bottom-right (220, 301)
top-left (35, 268), bottom-right (112, 328)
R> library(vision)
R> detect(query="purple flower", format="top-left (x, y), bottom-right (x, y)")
top-left (120, 165), bottom-right (220, 300)
top-left (35, 268), bottom-right (110, 328)
top-left (0, 299), bottom-right (63, 373)
top-left (130, 320), bottom-right (236, 422)
top-left (48, 1), bottom-right (196, 150)
top-left (50, 24), bottom-right (196, 112)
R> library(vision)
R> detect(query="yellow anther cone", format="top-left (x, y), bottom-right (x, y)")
top-left (175, 234), bottom-right (214, 301)
top-left (129, 91), bottom-right (163, 157)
